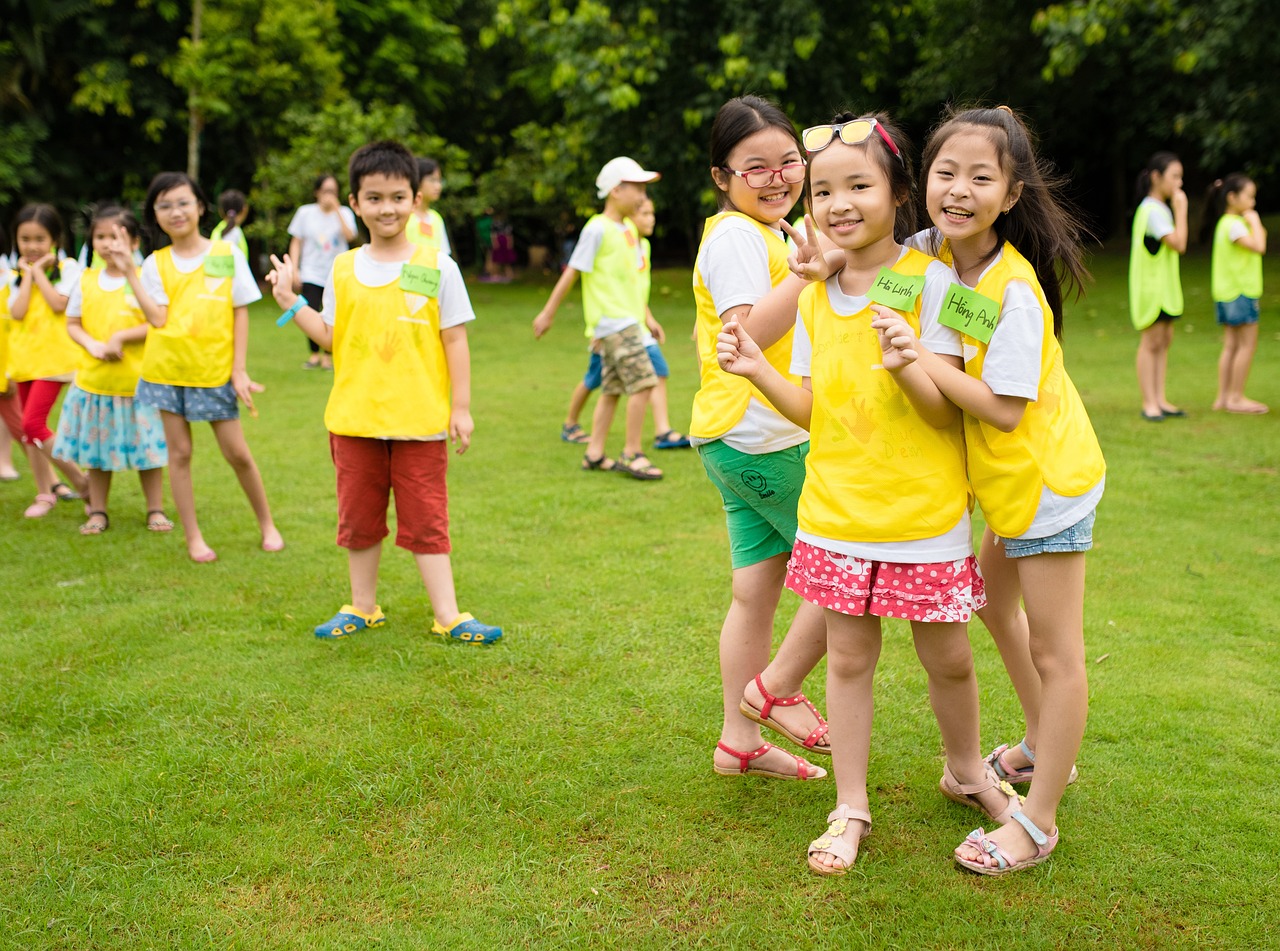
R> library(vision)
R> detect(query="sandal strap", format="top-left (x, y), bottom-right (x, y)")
top-left (1009, 810), bottom-right (1049, 846)
top-left (715, 741), bottom-right (773, 774)
top-left (752, 675), bottom-right (830, 748)
top-left (1018, 738), bottom-right (1037, 763)
top-left (962, 828), bottom-right (1012, 870)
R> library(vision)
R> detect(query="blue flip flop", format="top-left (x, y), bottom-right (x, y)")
top-left (314, 605), bottom-right (386, 639)
top-left (653, 429), bottom-right (691, 449)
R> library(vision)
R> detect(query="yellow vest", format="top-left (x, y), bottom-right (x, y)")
top-left (76, 269), bottom-right (148, 397)
top-left (1128, 198), bottom-right (1183, 329)
top-left (141, 242), bottom-right (237, 388)
top-left (690, 212), bottom-right (800, 439)
top-left (639, 235), bottom-right (652, 308)
top-left (7, 268), bottom-right (82, 382)
top-left (0, 284), bottom-right (10, 393)
top-left (324, 246), bottom-right (451, 438)
top-left (580, 214), bottom-right (644, 338)
top-left (798, 250), bottom-right (969, 542)
top-left (406, 209), bottom-right (446, 251)
top-left (960, 242), bottom-right (1105, 537)
top-left (1211, 214), bottom-right (1263, 301)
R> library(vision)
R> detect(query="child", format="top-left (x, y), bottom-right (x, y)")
top-left (0, 242), bottom-right (21, 481)
top-left (288, 174), bottom-right (359, 370)
top-left (406, 157), bottom-right (451, 256)
top-left (210, 189), bottom-right (251, 261)
top-left (877, 105), bottom-right (1103, 875)
top-left (1203, 173), bottom-right (1268, 414)
top-left (134, 171), bottom-right (282, 562)
top-left (7, 203), bottom-right (90, 516)
top-left (1129, 152), bottom-right (1188, 421)
top-left (266, 140), bottom-right (501, 645)
top-left (533, 157), bottom-right (664, 480)
top-left (53, 205), bottom-right (170, 534)
top-left (559, 198), bottom-right (689, 450)
top-left (719, 111), bottom-right (1020, 875)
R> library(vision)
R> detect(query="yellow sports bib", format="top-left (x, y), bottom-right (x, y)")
top-left (324, 246), bottom-right (451, 438)
top-left (75, 269), bottom-right (148, 397)
top-left (798, 250), bottom-right (969, 542)
top-left (140, 241), bottom-right (236, 388)
top-left (406, 209), bottom-right (446, 252)
top-left (689, 212), bottom-right (800, 440)
top-left (7, 269), bottom-right (81, 382)
top-left (0, 285), bottom-right (10, 393)
top-left (958, 242), bottom-right (1105, 537)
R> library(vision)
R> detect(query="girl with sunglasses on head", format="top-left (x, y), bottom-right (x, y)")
top-left (719, 112), bottom-right (1016, 875)
top-left (691, 95), bottom-right (847, 787)
top-left (876, 105), bottom-right (1102, 876)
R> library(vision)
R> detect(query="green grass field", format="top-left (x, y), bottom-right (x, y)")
top-left (1, 248), bottom-right (1277, 949)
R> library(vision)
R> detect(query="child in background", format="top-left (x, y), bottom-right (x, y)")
top-left (7, 203), bottom-right (90, 516)
top-left (210, 190), bottom-right (251, 261)
top-left (54, 205), bottom-right (169, 534)
top-left (135, 171), bottom-right (282, 562)
top-left (719, 112), bottom-right (1016, 874)
top-left (533, 157), bottom-right (664, 480)
top-left (0, 242), bottom-right (21, 481)
top-left (288, 174), bottom-right (359, 371)
top-left (559, 198), bottom-right (689, 450)
top-left (1129, 152), bottom-right (1188, 421)
top-left (1203, 173), bottom-right (1268, 415)
top-left (406, 157), bottom-right (451, 256)
top-left (879, 105), bottom-right (1103, 876)
top-left (267, 140), bottom-right (501, 645)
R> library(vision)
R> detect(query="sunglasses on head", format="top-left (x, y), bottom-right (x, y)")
top-left (801, 119), bottom-right (903, 164)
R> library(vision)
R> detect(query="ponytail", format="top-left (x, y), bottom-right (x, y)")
top-left (1199, 173), bottom-right (1252, 245)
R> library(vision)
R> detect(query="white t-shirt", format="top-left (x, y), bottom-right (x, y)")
top-left (1228, 219), bottom-right (1249, 244)
top-left (288, 204), bottom-right (359, 287)
top-left (791, 255), bottom-right (972, 561)
top-left (140, 245), bottom-right (260, 308)
top-left (320, 246), bottom-right (473, 331)
top-left (65, 270), bottom-right (129, 318)
top-left (1140, 197), bottom-right (1175, 241)
top-left (568, 217), bottom-right (644, 339)
top-left (693, 215), bottom-right (809, 454)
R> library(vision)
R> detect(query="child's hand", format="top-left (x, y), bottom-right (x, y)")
top-left (450, 407), bottom-right (474, 454)
top-left (647, 316), bottom-right (666, 344)
top-left (33, 252), bottom-right (57, 272)
top-left (716, 320), bottom-right (764, 380)
top-left (532, 310), bottom-right (554, 339)
top-left (102, 225), bottom-right (135, 272)
top-left (782, 215), bottom-right (834, 282)
top-left (870, 306), bottom-right (919, 370)
top-left (1244, 208), bottom-right (1263, 229)
top-left (100, 336), bottom-right (124, 361)
top-left (266, 254), bottom-right (300, 310)
top-left (85, 340), bottom-right (109, 362)
top-left (1170, 188), bottom-right (1188, 214)
top-left (231, 369), bottom-right (265, 418)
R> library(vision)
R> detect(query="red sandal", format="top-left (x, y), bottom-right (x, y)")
top-left (739, 674), bottom-right (831, 755)
top-left (713, 741), bottom-right (826, 780)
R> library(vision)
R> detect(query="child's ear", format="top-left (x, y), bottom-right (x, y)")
top-left (710, 167), bottom-right (729, 193)
top-left (1004, 181), bottom-right (1025, 212)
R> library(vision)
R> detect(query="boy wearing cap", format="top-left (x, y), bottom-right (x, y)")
top-left (533, 156), bottom-right (664, 480)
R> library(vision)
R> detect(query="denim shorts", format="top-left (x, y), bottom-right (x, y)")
top-left (583, 342), bottom-right (667, 390)
top-left (1215, 296), bottom-right (1260, 327)
top-left (135, 379), bottom-right (240, 422)
top-left (997, 509), bottom-right (1095, 559)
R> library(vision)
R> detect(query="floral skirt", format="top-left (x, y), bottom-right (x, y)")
top-left (53, 384), bottom-right (168, 471)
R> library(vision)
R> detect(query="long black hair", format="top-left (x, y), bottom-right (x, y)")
top-left (1198, 173), bottom-right (1254, 245)
top-left (12, 203), bottom-right (64, 283)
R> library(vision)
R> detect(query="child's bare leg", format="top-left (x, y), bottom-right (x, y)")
top-left (210, 419), bottom-right (283, 550)
top-left (565, 381), bottom-right (594, 429)
top-left (86, 469), bottom-right (112, 515)
top-left (414, 551), bottom-right (460, 625)
top-left (649, 377), bottom-right (674, 435)
top-left (1151, 321), bottom-right (1177, 412)
top-left (808, 610), bottom-right (880, 871)
top-left (743, 597), bottom-right (830, 750)
top-left (33, 439), bottom-right (87, 496)
top-left (585, 393), bottom-right (619, 461)
top-left (976, 528), bottom-right (1042, 762)
top-left (348, 544), bottom-right (382, 615)
top-left (1136, 323), bottom-right (1170, 417)
top-left (159, 412), bottom-right (211, 559)
top-left (0, 394), bottom-right (17, 478)
top-left (1214, 327), bottom-right (1237, 409)
top-left (957, 552), bottom-right (1088, 866)
top-left (622, 386), bottom-right (652, 457)
top-left (25, 442), bottom-right (55, 495)
top-left (1222, 324), bottom-right (1267, 412)
top-left (139, 467), bottom-right (166, 515)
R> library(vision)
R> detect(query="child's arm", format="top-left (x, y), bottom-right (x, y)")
top-left (266, 253), bottom-right (334, 350)
top-left (645, 306), bottom-right (665, 344)
top-left (1164, 188), bottom-right (1188, 254)
top-left (30, 259), bottom-right (70, 313)
top-left (532, 266), bottom-right (579, 338)
top-left (287, 236), bottom-right (304, 291)
top-left (1238, 209), bottom-right (1267, 254)
top-left (106, 322), bottom-right (149, 358)
top-left (8, 261), bottom-right (38, 320)
top-left (716, 320), bottom-right (813, 429)
top-left (441, 324), bottom-right (472, 454)
top-left (230, 306), bottom-right (265, 417)
top-left (65, 317), bottom-right (113, 361)
top-left (870, 308), bottom-right (962, 428)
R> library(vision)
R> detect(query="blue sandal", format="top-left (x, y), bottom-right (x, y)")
top-left (314, 605), bottom-right (386, 639)
top-left (432, 612), bottom-right (502, 644)
top-left (653, 429), bottom-right (691, 450)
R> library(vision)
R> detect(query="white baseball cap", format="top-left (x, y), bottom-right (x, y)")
top-left (595, 156), bottom-right (661, 198)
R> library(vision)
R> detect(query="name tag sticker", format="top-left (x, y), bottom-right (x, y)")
top-left (399, 264), bottom-right (440, 297)
top-left (866, 267), bottom-right (924, 311)
top-left (203, 255), bottom-right (235, 279)
top-left (938, 283), bottom-right (1001, 344)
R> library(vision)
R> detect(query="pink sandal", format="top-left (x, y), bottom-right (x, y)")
top-left (955, 810), bottom-right (1058, 876)
top-left (939, 762), bottom-right (1022, 824)
top-left (987, 739), bottom-right (1079, 785)
top-left (739, 674), bottom-right (831, 755)
top-left (713, 741), bottom-right (827, 780)
top-left (807, 803), bottom-right (872, 876)
top-left (24, 493), bottom-right (57, 519)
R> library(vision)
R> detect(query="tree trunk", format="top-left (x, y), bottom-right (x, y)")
top-left (187, 0), bottom-right (204, 181)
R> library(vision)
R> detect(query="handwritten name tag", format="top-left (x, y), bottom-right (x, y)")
top-left (203, 255), bottom-right (235, 279)
top-left (399, 263), bottom-right (440, 298)
top-left (938, 283), bottom-right (1001, 344)
top-left (866, 267), bottom-right (924, 311)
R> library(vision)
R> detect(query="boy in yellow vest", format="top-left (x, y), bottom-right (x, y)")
top-left (532, 157), bottom-right (664, 479)
top-left (267, 140), bottom-right (501, 644)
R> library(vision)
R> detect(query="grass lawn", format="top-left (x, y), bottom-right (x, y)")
top-left (1, 247), bottom-right (1276, 949)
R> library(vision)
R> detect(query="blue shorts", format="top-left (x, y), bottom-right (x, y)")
top-left (582, 343), bottom-right (667, 390)
top-left (997, 509), bottom-right (1095, 559)
top-left (135, 379), bottom-right (240, 422)
top-left (1215, 296), bottom-right (1260, 327)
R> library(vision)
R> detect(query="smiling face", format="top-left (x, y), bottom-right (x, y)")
top-left (713, 126), bottom-right (803, 225)
top-left (351, 172), bottom-right (415, 240)
top-left (153, 184), bottom-right (203, 241)
top-left (925, 128), bottom-right (1022, 250)
top-left (809, 142), bottom-right (901, 255)
top-left (15, 220), bottom-right (54, 264)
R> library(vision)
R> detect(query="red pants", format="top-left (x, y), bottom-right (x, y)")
top-left (0, 386), bottom-right (22, 441)
top-left (16, 379), bottom-right (65, 444)
top-left (329, 434), bottom-right (451, 554)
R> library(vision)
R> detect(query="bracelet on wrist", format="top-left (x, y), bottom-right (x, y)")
top-left (276, 295), bottom-right (310, 327)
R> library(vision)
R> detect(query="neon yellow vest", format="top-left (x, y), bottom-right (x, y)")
top-left (798, 250), bottom-right (969, 542)
top-left (1128, 198), bottom-right (1183, 329)
top-left (75, 269), bottom-right (148, 397)
top-left (7, 268), bottom-right (82, 382)
top-left (406, 209), bottom-right (446, 252)
top-left (1211, 214), bottom-right (1263, 302)
top-left (960, 242), bottom-right (1105, 538)
top-left (141, 241), bottom-right (237, 388)
top-left (210, 221), bottom-right (250, 260)
top-left (0, 285), bottom-right (10, 393)
top-left (324, 246), bottom-right (451, 438)
top-left (639, 235), bottom-right (652, 308)
top-left (580, 214), bottom-right (644, 338)
top-left (690, 212), bottom-right (800, 440)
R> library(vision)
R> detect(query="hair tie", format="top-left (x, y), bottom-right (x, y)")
top-left (1213, 178), bottom-right (1223, 187)
top-left (995, 105), bottom-right (1014, 115)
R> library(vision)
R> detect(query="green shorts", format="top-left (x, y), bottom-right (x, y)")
top-left (698, 439), bottom-right (809, 569)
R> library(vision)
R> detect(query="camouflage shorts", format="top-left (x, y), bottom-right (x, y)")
top-left (599, 323), bottom-right (658, 396)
